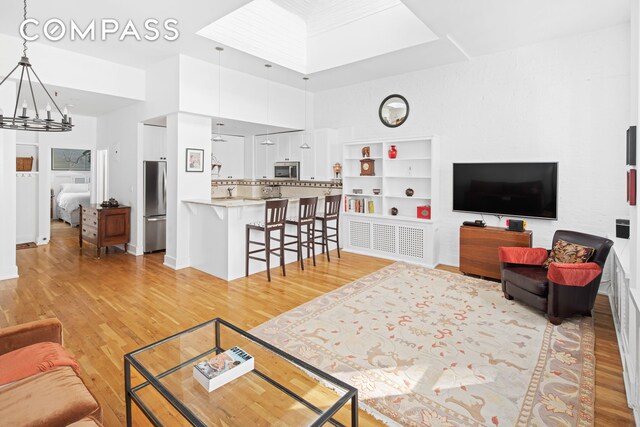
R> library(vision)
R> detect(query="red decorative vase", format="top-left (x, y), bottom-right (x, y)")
top-left (388, 145), bottom-right (397, 159)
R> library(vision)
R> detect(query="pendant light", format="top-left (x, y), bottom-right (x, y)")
top-left (211, 47), bottom-right (227, 143)
top-left (300, 77), bottom-right (311, 150)
top-left (0, 0), bottom-right (72, 132)
top-left (261, 64), bottom-right (275, 146)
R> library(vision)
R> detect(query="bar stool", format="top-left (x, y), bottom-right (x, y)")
top-left (284, 197), bottom-right (318, 270)
top-left (315, 194), bottom-right (342, 262)
top-left (246, 199), bottom-right (288, 282)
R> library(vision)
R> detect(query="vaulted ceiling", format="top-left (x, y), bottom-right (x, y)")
top-left (0, 0), bottom-right (630, 92)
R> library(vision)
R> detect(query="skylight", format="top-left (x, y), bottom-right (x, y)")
top-left (197, 0), bottom-right (438, 74)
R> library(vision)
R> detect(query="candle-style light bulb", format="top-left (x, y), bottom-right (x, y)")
top-left (22, 100), bottom-right (28, 117)
top-left (62, 106), bottom-right (68, 123)
top-left (46, 103), bottom-right (52, 120)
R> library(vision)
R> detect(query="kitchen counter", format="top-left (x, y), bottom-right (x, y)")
top-left (183, 197), bottom-right (327, 281)
top-left (183, 196), bottom-right (325, 208)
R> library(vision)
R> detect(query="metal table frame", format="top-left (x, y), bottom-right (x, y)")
top-left (124, 318), bottom-right (359, 426)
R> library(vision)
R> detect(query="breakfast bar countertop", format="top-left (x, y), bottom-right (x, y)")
top-left (183, 196), bottom-right (326, 208)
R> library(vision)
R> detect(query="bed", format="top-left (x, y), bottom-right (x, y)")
top-left (56, 183), bottom-right (90, 226)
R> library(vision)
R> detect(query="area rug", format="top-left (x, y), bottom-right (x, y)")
top-left (252, 262), bottom-right (595, 426)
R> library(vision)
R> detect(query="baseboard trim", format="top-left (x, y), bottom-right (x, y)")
top-left (163, 255), bottom-right (190, 270)
top-left (0, 266), bottom-right (19, 282)
top-left (607, 294), bottom-right (636, 412)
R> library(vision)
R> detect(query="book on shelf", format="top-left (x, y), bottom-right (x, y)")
top-left (193, 346), bottom-right (254, 392)
top-left (346, 197), bottom-right (374, 214)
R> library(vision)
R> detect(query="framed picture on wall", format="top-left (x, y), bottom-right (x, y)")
top-left (186, 148), bottom-right (204, 172)
top-left (51, 148), bottom-right (91, 171)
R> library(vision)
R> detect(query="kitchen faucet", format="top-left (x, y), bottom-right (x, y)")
top-left (227, 186), bottom-right (235, 197)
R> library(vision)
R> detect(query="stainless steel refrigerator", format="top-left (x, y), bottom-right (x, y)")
top-left (144, 161), bottom-right (167, 253)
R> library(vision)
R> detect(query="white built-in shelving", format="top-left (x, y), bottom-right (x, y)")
top-left (341, 136), bottom-right (439, 266)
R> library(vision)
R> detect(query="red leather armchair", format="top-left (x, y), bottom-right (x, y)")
top-left (499, 230), bottom-right (613, 325)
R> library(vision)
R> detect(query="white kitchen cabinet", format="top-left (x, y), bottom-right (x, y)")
top-left (298, 129), bottom-right (336, 181)
top-left (254, 135), bottom-right (277, 179)
top-left (254, 136), bottom-right (268, 179)
top-left (143, 125), bottom-right (167, 161)
top-left (300, 132), bottom-right (315, 180)
top-left (212, 135), bottom-right (245, 179)
top-left (276, 134), bottom-right (291, 161)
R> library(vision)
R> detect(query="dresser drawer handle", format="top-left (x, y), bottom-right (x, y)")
top-left (93, 233), bottom-right (96, 237)
top-left (93, 221), bottom-right (97, 226)
top-left (82, 228), bottom-right (86, 233)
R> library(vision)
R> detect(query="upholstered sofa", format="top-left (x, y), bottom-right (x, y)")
top-left (0, 319), bottom-right (103, 426)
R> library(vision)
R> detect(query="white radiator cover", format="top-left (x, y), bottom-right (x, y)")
top-left (344, 215), bottom-right (438, 267)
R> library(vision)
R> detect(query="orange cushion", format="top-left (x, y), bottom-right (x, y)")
top-left (498, 247), bottom-right (549, 265)
top-left (0, 342), bottom-right (80, 385)
top-left (547, 262), bottom-right (602, 287)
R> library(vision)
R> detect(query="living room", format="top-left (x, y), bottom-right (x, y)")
top-left (0, 1), bottom-right (638, 426)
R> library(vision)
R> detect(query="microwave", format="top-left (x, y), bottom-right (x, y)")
top-left (274, 161), bottom-right (300, 180)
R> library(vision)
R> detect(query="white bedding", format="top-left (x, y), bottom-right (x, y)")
top-left (57, 191), bottom-right (90, 211)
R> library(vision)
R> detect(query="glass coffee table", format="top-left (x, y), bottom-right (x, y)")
top-left (124, 318), bottom-right (358, 426)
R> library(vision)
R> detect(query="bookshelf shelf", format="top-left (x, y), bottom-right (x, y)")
top-left (341, 136), bottom-right (439, 267)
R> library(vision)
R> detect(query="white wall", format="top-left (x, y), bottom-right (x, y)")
top-left (178, 55), bottom-right (306, 130)
top-left (0, 34), bottom-right (145, 101)
top-left (0, 81), bottom-right (17, 280)
top-left (316, 24), bottom-right (630, 266)
top-left (97, 103), bottom-right (145, 255)
top-left (164, 113), bottom-right (212, 269)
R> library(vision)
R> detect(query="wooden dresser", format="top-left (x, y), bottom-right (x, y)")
top-left (459, 225), bottom-right (532, 280)
top-left (79, 204), bottom-right (131, 258)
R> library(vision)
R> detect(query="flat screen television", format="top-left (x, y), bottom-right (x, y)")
top-left (453, 162), bottom-right (558, 219)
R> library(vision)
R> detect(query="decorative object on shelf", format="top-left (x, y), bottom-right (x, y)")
top-left (405, 188), bottom-right (414, 197)
top-left (390, 207), bottom-right (398, 216)
top-left (101, 198), bottom-right (120, 207)
top-left (388, 145), bottom-right (398, 159)
top-left (0, 0), bottom-right (73, 132)
top-left (261, 64), bottom-right (275, 146)
top-left (353, 189), bottom-right (363, 195)
top-left (211, 155), bottom-right (222, 176)
top-left (51, 148), bottom-right (91, 171)
top-left (379, 94), bottom-right (409, 128)
top-left (186, 148), bottom-right (205, 172)
top-left (300, 77), bottom-right (311, 149)
top-left (373, 188), bottom-right (381, 195)
top-left (360, 159), bottom-right (375, 176)
top-left (361, 146), bottom-right (370, 158)
top-left (417, 205), bottom-right (431, 219)
top-left (333, 162), bottom-right (342, 179)
top-left (211, 47), bottom-right (227, 143)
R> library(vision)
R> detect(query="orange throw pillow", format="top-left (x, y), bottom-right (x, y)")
top-left (0, 342), bottom-right (80, 386)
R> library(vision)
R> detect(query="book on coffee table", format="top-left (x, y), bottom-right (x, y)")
top-left (193, 346), bottom-right (254, 392)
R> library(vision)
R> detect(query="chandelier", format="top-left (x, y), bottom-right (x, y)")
top-left (0, 0), bottom-right (72, 132)
top-left (211, 47), bottom-right (227, 143)
top-left (0, 0), bottom-right (73, 132)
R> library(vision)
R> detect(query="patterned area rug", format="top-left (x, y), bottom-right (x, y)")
top-left (252, 262), bottom-right (595, 426)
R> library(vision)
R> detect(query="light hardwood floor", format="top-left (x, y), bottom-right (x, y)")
top-left (0, 222), bottom-right (633, 426)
